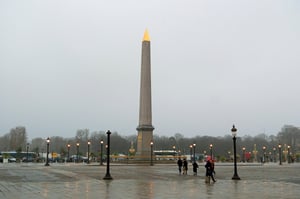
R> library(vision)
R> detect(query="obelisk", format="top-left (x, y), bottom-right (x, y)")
top-left (136, 29), bottom-right (154, 159)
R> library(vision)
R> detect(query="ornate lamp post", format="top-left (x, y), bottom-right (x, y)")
top-left (262, 146), bottom-right (266, 163)
top-left (278, 144), bottom-right (282, 165)
top-left (287, 145), bottom-right (291, 164)
top-left (228, 151), bottom-right (231, 161)
top-left (173, 145), bottom-right (176, 160)
top-left (193, 143), bottom-right (196, 162)
top-left (76, 142), bottom-right (80, 163)
top-left (242, 147), bottom-right (246, 162)
top-left (150, 141), bottom-right (154, 166)
top-left (231, 125), bottom-right (240, 180)
top-left (87, 140), bottom-right (91, 164)
top-left (100, 140), bottom-right (104, 166)
top-left (45, 137), bottom-right (50, 166)
top-left (67, 144), bottom-right (71, 162)
top-left (103, 130), bottom-right (113, 180)
top-left (190, 145), bottom-right (193, 162)
top-left (249, 152), bottom-right (252, 161)
top-left (209, 144), bottom-right (213, 159)
top-left (26, 143), bottom-right (29, 163)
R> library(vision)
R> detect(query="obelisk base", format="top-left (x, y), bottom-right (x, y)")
top-left (136, 125), bottom-right (154, 160)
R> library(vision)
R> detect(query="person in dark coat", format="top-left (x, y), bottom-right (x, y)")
top-left (183, 158), bottom-right (188, 175)
top-left (177, 157), bottom-right (183, 175)
top-left (192, 161), bottom-right (199, 176)
top-left (205, 159), bottom-right (216, 182)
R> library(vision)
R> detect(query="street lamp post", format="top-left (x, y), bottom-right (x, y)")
top-left (231, 125), bottom-right (240, 180)
top-left (209, 144), bottom-right (213, 159)
top-left (100, 140), bottom-right (104, 166)
top-left (287, 145), bottom-right (291, 164)
top-left (189, 145), bottom-right (193, 162)
top-left (193, 144), bottom-right (196, 162)
top-left (242, 147), bottom-right (246, 162)
top-left (278, 144), bottom-right (282, 165)
top-left (150, 141), bottom-right (154, 166)
top-left (173, 145), bottom-right (176, 160)
top-left (26, 143), bottom-right (29, 163)
top-left (103, 130), bottom-right (113, 180)
top-left (228, 151), bottom-right (231, 161)
top-left (67, 144), bottom-right (70, 162)
top-left (45, 137), bottom-right (50, 166)
top-left (262, 146), bottom-right (266, 163)
top-left (76, 142), bottom-right (80, 163)
top-left (87, 140), bottom-right (91, 164)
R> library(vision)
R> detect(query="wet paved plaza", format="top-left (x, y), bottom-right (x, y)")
top-left (0, 162), bottom-right (299, 199)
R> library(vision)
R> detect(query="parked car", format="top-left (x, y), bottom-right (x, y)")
top-left (69, 155), bottom-right (88, 163)
top-left (8, 157), bottom-right (16, 162)
top-left (22, 157), bottom-right (34, 162)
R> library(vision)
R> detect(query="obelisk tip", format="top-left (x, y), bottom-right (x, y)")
top-left (143, 29), bottom-right (150, 41)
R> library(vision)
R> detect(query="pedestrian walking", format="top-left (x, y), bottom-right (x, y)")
top-left (177, 157), bottom-right (183, 175)
top-left (205, 159), bottom-right (216, 183)
top-left (192, 161), bottom-right (198, 176)
top-left (183, 158), bottom-right (188, 175)
top-left (211, 159), bottom-right (216, 180)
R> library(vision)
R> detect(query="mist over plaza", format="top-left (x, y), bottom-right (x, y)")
top-left (1, 1), bottom-right (300, 140)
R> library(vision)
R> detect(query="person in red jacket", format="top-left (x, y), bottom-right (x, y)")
top-left (205, 159), bottom-right (216, 182)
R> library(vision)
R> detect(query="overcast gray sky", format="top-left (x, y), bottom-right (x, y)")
top-left (1, 0), bottom-right (300, 139)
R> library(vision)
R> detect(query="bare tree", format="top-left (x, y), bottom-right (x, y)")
top-left (8, 126), bottom-right (27, 151)
top-left (0, 134), bottom-right (10, 151)
top-left (31, 137), bottom-right (45, 154)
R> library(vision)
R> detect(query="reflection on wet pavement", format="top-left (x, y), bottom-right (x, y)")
top-left (0, 163), bottom-right (299, 198)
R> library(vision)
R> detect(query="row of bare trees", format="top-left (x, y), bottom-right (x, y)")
top-left (0, 126), bottom-right (27, 153)
top-left (0, 125), bottom-right (299, 161)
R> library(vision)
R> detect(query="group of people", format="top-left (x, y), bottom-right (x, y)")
top-left (177, 157), bottom-right (216, 183)
top-left (176, 158), bottom-right (189, 175)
